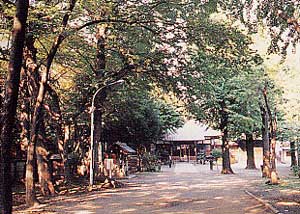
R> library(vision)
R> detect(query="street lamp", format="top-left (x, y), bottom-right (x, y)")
top-left (90, 79), bottom-right (124, 186)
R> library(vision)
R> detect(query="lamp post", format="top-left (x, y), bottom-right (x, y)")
top-left (90, 79), bottom-right (124, 186)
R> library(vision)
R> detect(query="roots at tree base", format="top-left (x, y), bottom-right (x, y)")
top-left (221, 168), bottom-right (234, 174)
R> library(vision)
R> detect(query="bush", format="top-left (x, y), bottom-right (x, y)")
top-left (142, 153), bottom-right (161, 172)
top-left (211, 149), bottom-right (222, 159)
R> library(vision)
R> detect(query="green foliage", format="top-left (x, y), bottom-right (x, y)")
top-left (211, 149), bottom-right (222, 159)
top-left (170, 12), bottom-right (284, 139)
top-left (221, 0), bottom-right (300, 56)
top-left (278, 123), bottom-right (300, 142)
top-left (141, 153), bottom-right (161, 172)
top-left (102, 83), bottom-right (183, 145)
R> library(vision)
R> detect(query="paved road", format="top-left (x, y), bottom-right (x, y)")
top-left (20, 162), bottom-right (274, 214)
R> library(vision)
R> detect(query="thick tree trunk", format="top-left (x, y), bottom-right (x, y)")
top-left (290, 142), bottom-right (297, 167)
top-left (219, 101), bottom-right (233, 174)
top-left (36, 143), bottom-right (55, 195)
top-left (221, 133), bottom-right (233, 174)
top-left (91, 26), bottom-right (107, 179)
top-left (262, 87), bottom-right (279, 184)
top-left (45, 85), bottom-right (66, 181)
top-left (36, 109), bottom-right (55, 195)
top-left (26, 63), bottom-right (50, 205)
top-left (26, 1), bottom-right (77, 204)
top-left (245, 133), bottom-right (256, 169)
top-left (0, 1), bottom-right (29, 213)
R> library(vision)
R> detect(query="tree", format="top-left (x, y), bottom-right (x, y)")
top-left (52, 0), bottom-right (209, 180)
top-left (0, 0), bottom-right (29, 213)
top-left (260, 102), bottom-right (271, 178)
top-left (25, 0), bottom-right (78, 206)
top-left (256, 79), bottom-right (283, 184)
top-left (228, 70), bottom-right (266, 170)
top-left (221, 1), bottom-right (298, 52)
top-left (102, 83), bottom-right (183, 147)
top-left (245, 133), bottom-right (256, 169)
top-left (174, 16), bottom-right (263, 173)
top-left (278, 124), bottom-right (300, 168)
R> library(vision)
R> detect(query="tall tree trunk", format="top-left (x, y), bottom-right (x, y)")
top-left (290, 141), bottom-right (297, 167)
top-left (270, 120), bottom-right (279, 184)
top-left (0, 1), bottom-right (29, 213)
top-left (219, 100), bottom-right (233, 174)
top-left (25, 68), bottom-right (47, 206)
top-left (270, 116), bottom-right (277, 171)
top-left (92, 25), bottom-right (107, 179)
top-left (270, 140), bottom-right (276, 170)
top-left (260, 104), bottom-right (271, 178)
top-left (26, 1), bottom-right (77, 205)
top-left (245, 133), bottom-right (256, 169)
top-left (19, 78), bottom-right (30, 160)
top-left (64, 123), bottom-right (71, 181)
top-left (262, 87), bottom-right (279, 184)
top-left (46, 85), bottom-right (66, 181)
top-left (36, 109), bottom-right (55, 196)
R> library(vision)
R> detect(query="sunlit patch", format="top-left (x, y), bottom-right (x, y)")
top-left (13, 18), bottom-right (22, 30)
top-left (277, 201), bottom-right (300, 206)
top-left (73, 210), bottom-right (94, 214)
top-left (281, 189), bottom-right (300, 194)
top-left (119, 208), bottom-right (137, 213)
top-left (157, 202), bottom-right (168, 206)
top-left (159, 195), bottom-right (177, 200)
top-left (214, 196), bottom-right (223, 199)
top-left (193, 200), bottom-right (208, 204)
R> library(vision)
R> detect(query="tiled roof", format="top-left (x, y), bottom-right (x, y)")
top-left (164, 120), bottom-right (221, 142)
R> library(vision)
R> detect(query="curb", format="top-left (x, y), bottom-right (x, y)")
top-left (245, 190), bottom-right (282, 214)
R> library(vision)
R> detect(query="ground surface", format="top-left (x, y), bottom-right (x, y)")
top-left (248, 164), bottom-right (300, 214)
top-left (15, 162), bottom-right (276, 214)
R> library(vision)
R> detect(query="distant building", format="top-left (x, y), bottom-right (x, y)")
top-left (158, 120), bottom-right (292, 166)
top-left (160, 120), bottom-right (223, 161)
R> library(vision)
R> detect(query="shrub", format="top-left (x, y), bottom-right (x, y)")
top-left (211, 149), bottom-right (222, 159)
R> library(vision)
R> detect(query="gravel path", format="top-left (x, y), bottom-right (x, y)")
top-left (16, 162), bottom-right (274, 214)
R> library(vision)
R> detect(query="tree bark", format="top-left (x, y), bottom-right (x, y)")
top-left (0, 1), bottom-right (29, 213)
top-left (92, 25), bottom-right (107, 179)
top-left (45, 85), bottom-right (66, 181)
top-left (219, 100), bottom-right (233, 174)
top-left (260, 104), bottom-right (271, 178)
top-left (245, 133), bottom-right (256, 169)
top-left (26, 1), bottom-right (77, 205)
top-left (270, 116), bottom-right (277, 171)
top-left (36, 109), bottom-right (55, 195)
top-left (25, 67), bottom-right (47, 206)
top-left (262, 87), bottom-right (279, 184)
top-left (19, 77), bottom-right (30, 159)
top-left (290, 142), bottom-right (297, 167)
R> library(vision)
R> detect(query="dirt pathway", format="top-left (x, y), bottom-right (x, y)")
top-left (15, 162), bottom-right (274, 214)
